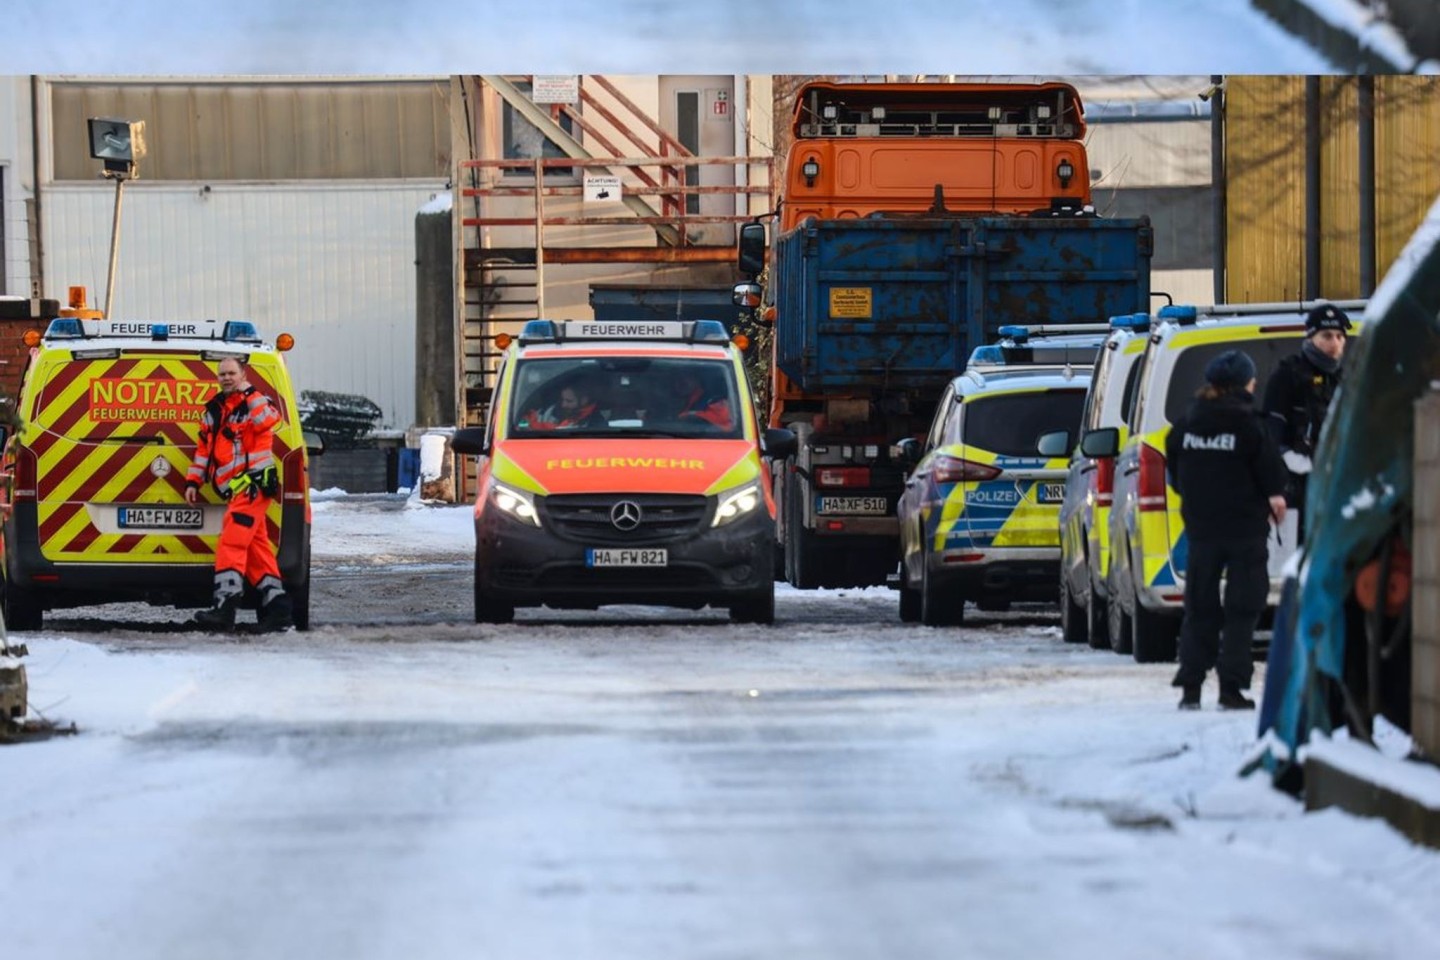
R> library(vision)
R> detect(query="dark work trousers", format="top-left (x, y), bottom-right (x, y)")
top-left (1287, 471), bottom-right (1309, 545)
top-left (1173, 537), bottom-right (1270, 691)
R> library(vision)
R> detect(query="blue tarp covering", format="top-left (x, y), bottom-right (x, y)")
top-left (1258, 194), bottom-right (1440, 780)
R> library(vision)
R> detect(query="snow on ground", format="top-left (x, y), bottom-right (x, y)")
top-left (10, 0), bottom-right (1334, 73)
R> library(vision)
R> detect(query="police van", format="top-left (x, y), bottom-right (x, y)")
top-left (1, 290), bottom-right (318, 630)
top-left (450, 319), bottom-right (796, 624)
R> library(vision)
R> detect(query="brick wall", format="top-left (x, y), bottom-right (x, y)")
top-left (1414, 389), bottom-right (1440, 759)
top-left (0, 320), bottom-right (37, 404)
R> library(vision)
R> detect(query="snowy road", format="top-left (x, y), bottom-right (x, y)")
top-left (3, 495), bottom-right (1439, 959)
top-left (10, 0), bottom-right (1333, 73)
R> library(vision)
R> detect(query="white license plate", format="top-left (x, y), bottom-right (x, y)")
top-left (117, 506), bottom-right (204, 529)
top-left (1037, 483), bottom-right (1067, 504)
top-left (586, 548), bottom-right (668, 567)
top-left (816, 496), bottom-right (888, 515)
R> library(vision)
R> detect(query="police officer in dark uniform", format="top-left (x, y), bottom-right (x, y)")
top-left (1166, 349), bottom-right (1289, 710)
top-left (1261, 302), bottom-right (1351, 537)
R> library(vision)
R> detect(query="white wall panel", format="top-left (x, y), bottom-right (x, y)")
top-left (43, 180), bottom-right (445, 430)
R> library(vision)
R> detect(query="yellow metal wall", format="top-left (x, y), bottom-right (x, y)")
top-left (1225, 76), bottom-right (1440, 302)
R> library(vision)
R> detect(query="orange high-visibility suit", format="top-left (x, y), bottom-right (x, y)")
top-left (186, 386), bottom-right (285, 609)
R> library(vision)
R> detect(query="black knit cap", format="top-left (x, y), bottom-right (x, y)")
top-left (1305, 303), bottom-right (1352, 336)
top-left (1204, 349), bottom-right (1256, 389)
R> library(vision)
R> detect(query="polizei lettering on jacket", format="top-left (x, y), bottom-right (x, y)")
top-left (1181, 432), bottom-right (1237, 451)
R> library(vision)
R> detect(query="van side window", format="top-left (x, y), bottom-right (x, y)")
top-left (1120, 352), bottom-right (1147, 429)
top-left (925, 385), bottom-right (956, 451)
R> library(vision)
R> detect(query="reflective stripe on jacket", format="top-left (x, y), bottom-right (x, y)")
top-left (186, 386), bottom-right (281, 493)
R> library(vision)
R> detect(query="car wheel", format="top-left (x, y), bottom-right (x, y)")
top-left (1086, 588), bottom-right (1109, 651)
top-left (290, 580), bottom-right (311, 631)
top-left (920, 558), bottom-right (963, 627)
top-left (1107, 581), bottom-right (1133, 655)
top-left (1060, 566), bottom-right (1087, 644)
top-left (898, 571), bottom-right (921, 623)
top-left (473, 555), bottom-right (514, 625)
top-left (3, 577), bottom-right (43, 632)
top-left (729, 587), bottom-right (775, 625)
top-left (1131, 598), bottom-right (1180, 663)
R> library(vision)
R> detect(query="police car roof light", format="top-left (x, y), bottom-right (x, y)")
top-left (1158, 305), bottom-right (1198, 324)
top-left (1110, 312), bottom-right (1151, 332)
top-left (996, 325), bottom-right (1031, 342)
top-left (690, 319), bottom-right (730, 343)
top-left (969, 345), bottom-right (1004, 364)
top-left (44, 317), bottom-right (85, 339)
top-left (519, 319), bottom-right (560, 343)
top-left (221, 320), bottom-right (262, 342)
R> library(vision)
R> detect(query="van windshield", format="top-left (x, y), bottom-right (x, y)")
top-left (964, 389), bottom-right (1087, 456)
top-left (508, 356), bottom-right (743, 439)
top-left (1163, 336), bottom-right (1303, 423)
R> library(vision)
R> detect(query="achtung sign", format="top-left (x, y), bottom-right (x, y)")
top-left (829, 287), bottom-right (873, 319)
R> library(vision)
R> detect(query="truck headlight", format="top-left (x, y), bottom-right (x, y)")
top-left (712, 481), bottom-right (762, 527)
top-left (489, 480), bottom-right (540, 527)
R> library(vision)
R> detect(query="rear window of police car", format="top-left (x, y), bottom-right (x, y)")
top-left (1162, 336), bottom-right (1302, 423)
top-left (964, 390), bottom-right (1086, 457)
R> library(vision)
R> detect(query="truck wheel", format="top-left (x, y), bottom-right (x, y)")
top-left (729, 587), bottom-right (775, 625)
top-left (473, 555), bottom-right (514, 625)
top-left (786, 478), bottom-right (824, 589)
top-left (898, 574), bottom-right (921, 623)
top-left (920, 560), bottom-right (963, 627)
top-left (3, 578), bottom-right (43, 632)
top-left (1059, 567), bottom-right (1087, 644)
top-left (1131, 598), bottom-right (1180, 663)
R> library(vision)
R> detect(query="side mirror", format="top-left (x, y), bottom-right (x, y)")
top-left (732, 281), bottom-right (763, 310)
top-left (737, 221), bottom-right (767, 277)
top-left (450, 427), bottom-right (490, 456)
top-left (894, 437), bottom-right (923, 467)
top-left (1036, 430), bottom-right (1070, 458)
top-left (302, 430), bottom-right (325, 456)
top-left (1080, 427), bottom-right (1120, 459)
top-left (761, 426), bottom-right (797, 460)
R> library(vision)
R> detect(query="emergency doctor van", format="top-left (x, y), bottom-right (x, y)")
top-left (1, 294), bottom-right (317, 631)
top-left (450, 319), bottom-right (796, 625)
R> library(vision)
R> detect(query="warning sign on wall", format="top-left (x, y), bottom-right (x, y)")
top-left (829, 287), bottom-right (873, 319)
top-left (584, 174), bottom-right (622, 203)
top-left (532, 75), bottom-right (580, 104)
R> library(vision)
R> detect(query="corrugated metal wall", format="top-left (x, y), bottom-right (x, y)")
top-left (1226, 76), bottom-right (1440, 302)
top-left (42, 181), bottom-right (445, 430)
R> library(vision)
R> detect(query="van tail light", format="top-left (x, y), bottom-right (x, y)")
top-left (933, 455), bottom-right (1002, 483)
top-left (11, 445), bottom-right (38, 503)
top-left (1094, 456), bottom-right (1116, 506)
top-left (1138, 444), bottom-right (1168, 512)
top-left (816, 466), bottom-right (871, 488)
top-left (280, 446), bottom-right (308, 502)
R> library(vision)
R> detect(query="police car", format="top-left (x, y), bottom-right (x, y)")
top-left (895, 364), bottom-right (1090, 626)
top-left (967, 323), bottom-right (1112, 372)
top-left (450, 319), bottom-right (796, 624)
top-left (1, 289), bottom-right (319, 630)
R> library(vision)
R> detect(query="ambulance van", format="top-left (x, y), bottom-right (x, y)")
top-left (450, 319), bottom-right (796, 624)
top-left (1, 295), bottom-right (317, 630)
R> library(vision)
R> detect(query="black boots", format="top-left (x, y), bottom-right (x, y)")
top-left (1219, 688), bottom-right (1256, 711)
top-left (1178, 685), bottom-right (1201, 710)
top-left (191, 596), bottom-right (239, 630)
top-left (256, 594), bottom-right (294, 633)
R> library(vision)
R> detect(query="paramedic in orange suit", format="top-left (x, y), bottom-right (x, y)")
top-left (184, 355), bottom-right (292, 632)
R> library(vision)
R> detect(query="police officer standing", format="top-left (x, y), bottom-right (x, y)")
top-left (1166, 349), bottom-right (1289, 710)
top-left (1261, 302), bottom-right (1351, 537)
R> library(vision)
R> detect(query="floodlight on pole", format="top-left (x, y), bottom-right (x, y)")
top-left (87, 118), bottom-right (146, 318)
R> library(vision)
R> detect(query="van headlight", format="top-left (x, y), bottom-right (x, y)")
top-left (712, 481), bottom-right (762, 527)
top-left (488, 480), bottom-right (541, 527)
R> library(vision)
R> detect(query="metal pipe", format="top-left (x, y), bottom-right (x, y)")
top-left (28, 75), bottom-right (43, 298)
top-left (1305, 76), bottom-right (1321, 300)
top-left (1210, 75), bottom-right (1226, 304)
top-left (1359, 76), bottom-right (1377, 296)
top-left (103, 176), bottom-right (125, 318)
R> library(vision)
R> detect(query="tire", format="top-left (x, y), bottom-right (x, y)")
top-left (1107, 583), bottom-right (1134, 655)
top-left (290, 580), bottom-right (312, 631)
top-left (3, 577), bottom-right (43, 632)
top-left (787, 478), bottom-right (825, 589)
top-left (473, 555), bottom-right (514, 625)
top-left (1059, 566), bottom-right (1088, 644)
top-left (898, 575), bottom-right (921, 623)
top-left (920, 558), bottom-right (964, 627)
top-left (1132, 599), bottom-right (1180, 663)
top-left (729, 587), bottom-right (775, 625)
top-left (1086, 589), bottom-right (1109, 651)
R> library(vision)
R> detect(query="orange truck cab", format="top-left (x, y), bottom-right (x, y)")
top-left (451, 319), bottom-right (796, 625)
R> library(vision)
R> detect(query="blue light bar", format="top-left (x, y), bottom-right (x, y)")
top-left (690, 320), bottom-right (730, 343)
top-left (151, 323), bottom-right (170, 341)
top-left (997, 325), bottom-right (1030, 341)
top-left (519, 319), bottom-right (559, 343)
top-left (1109, 312), bottom-right (1151, 331)
top-left (1158, 305), bottom-right (1198, 324)
top-left (44, 318), bottom-right (84, 339)
top-left (221, 320), bottom-right (261, 342)
top-left (969, 345), bottom-right (1004, 364)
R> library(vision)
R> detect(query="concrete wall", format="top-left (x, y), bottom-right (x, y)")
top-left (1414, 389), bottom-right (1440, 759)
